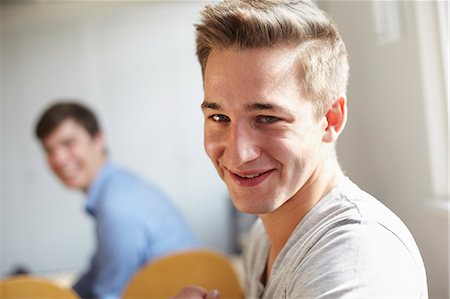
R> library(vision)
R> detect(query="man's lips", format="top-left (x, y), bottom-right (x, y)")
top-left (57, 165), bottom-right (78, 179)
top-left (228, 169), bottom-right (275, 187)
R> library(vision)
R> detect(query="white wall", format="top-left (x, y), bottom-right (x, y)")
top-left (0, 1), bottom-right (230, 277)
top-left (321, 1), bottom-right (449, 298)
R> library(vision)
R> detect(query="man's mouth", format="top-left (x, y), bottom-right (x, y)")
top-left (57, 165), bottom-right (78, 179)
top-left (229, 169), bottom-right (274, 187)
top-left (237, 172), bottom-right (264, 179)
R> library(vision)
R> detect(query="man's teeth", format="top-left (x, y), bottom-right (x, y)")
top-left (240, 173), bottom-right (261, 179)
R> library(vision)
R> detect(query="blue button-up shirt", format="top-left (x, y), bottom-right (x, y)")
top-left (73, 162), bottom-right (198, 299)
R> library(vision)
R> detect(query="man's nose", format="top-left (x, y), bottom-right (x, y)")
top-left (49, 148), bottom-right (69, 167)
top-left (225, 122), bottom-right (260, 167)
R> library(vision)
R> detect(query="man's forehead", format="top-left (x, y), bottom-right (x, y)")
top-left (43, 119), bottom-right (84, 143)
top-left (204, 48), bottom-right (301, 90)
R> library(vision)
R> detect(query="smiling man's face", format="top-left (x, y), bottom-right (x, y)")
top-left (42, 118), bottom-right (105, 192)
top-left (202, 46), bottom-right (329, 215)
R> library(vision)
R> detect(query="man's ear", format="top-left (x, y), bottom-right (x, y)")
top-left (322, 97), bottom-right (347, 143)
top-left (93, 132), bottom-right (106, 153)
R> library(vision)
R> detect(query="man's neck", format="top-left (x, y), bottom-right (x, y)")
top-left (82, 156), bottom-right (107, 193)
top-left (260, 154), bottom-right (343, 277)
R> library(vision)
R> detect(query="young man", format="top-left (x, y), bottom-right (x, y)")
top-left (35, 102), bottom-right (198, 299)
top-left (174, 0), bottom-right (428, 298)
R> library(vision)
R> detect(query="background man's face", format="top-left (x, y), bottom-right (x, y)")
top-left (202, 46), bottom-right (328, 215)
top-left (42, 119), bottom-right (104, 191)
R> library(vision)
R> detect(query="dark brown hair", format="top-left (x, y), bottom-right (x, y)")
top-left (35, 102), bottom-right (100, 140)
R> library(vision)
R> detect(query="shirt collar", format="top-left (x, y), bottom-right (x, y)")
top-left (86, 161), bottom-right (114, 216)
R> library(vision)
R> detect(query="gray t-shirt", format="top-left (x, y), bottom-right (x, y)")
top-left (243, 177), bottom-right (428, 299)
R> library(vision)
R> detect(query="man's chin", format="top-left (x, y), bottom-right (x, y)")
top-left (230, 196), bottom-right (271, 215)
top-left (61, 179), bottom-right (82, 190)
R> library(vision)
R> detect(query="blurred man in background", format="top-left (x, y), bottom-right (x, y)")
top-left (174, 0), bottom-right (428, 298)
top-left (35, 102), bottom-right (198, 299)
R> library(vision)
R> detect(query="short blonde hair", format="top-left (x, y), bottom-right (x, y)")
top-left (195, 0), bottom-right (349, 117)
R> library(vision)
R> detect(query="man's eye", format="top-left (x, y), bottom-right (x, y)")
top-left (210, 114), bottom-right (230, 122)
top-left (63, 140), bottom-right (76, 147)
top-left (258, 116), bottom-right (280, 124)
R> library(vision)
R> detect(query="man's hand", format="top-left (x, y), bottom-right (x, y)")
top-left (170, 286), bottom-right (220, 299)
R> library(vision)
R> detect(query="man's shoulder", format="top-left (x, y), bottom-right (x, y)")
top-left (96, 164), bottom-right (185, 226)
top-left (103, 164), bottom-right (164, 199)
top-left (269, 179), bottom-right (427, 298)
top-left (106, 164), bottom-right (144, 186)
top-left (281, 177), bottom-right (424, 272)
top-left (309, 177), bottom-right (408, 230)
top-left (333, 178), bottom-right (417, 247)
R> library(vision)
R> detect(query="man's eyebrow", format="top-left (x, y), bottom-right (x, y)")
top-left (201, 101), bottom-right (221, 110)
top-left (201, 101), bottom-right (289, 113)
top-left (247, 102), bottom-right (292, 113)
top-left (248, 103), bottom-right (276, 110)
